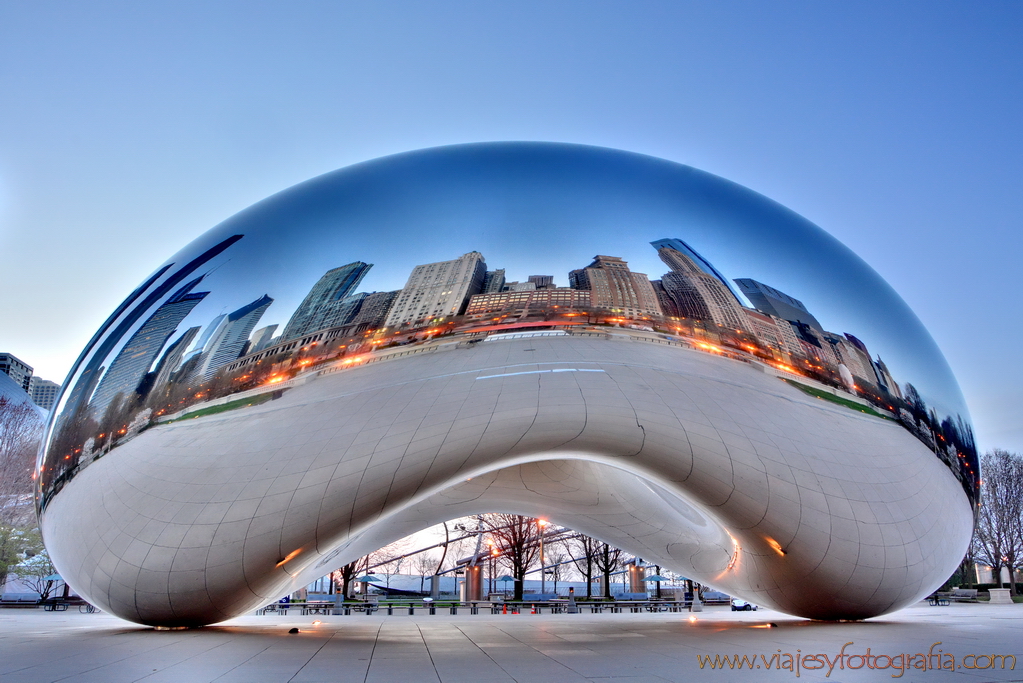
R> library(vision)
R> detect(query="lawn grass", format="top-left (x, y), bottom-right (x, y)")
top-left (165, 391), bottom-right (278, 423)
top-left (781, 379), bottom-right (890, 419)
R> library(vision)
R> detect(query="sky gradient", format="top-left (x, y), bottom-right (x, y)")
top-left (1, 1), bottom-right (1020, 451)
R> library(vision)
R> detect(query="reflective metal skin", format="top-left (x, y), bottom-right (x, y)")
top-left (38, 143), bottom-right (977, 626)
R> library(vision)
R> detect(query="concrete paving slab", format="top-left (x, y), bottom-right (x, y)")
top-left (0, 602), bottom-right (1020, 682)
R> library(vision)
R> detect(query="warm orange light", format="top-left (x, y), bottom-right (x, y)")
top-left (276, 548), bottom-right (303, 567)
top-left (765, 537), bottom-right (786, 556)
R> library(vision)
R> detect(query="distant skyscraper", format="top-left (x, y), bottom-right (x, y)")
top-left (734, 278), bottom-right (823, 332)
top-left (504, 281), bottom-right (536, 291)
top-left (248, 325), bottom-right (279, 354)
top-left (650, 238), bottom-right (742, 301)
top-left (197, 295), bottom-right (274, 380)
top-left (0, 353), bottom-right (33, 392)
top-left (656, 248), bottom-right (748, 330)
top-left (482, 269), bottom-right (506, 294)
top-left (527, 275), bottom-right (555, 289)
top-left (282, 262), bottom-right (372, 340)
top-left (28, 376), bottom-right (61, 412)
top-left (150, 326), bottom-right (202, 391)
top-left (90, 277), bottom-right (210, 414)
top-left (385, 252), bottom-right (487, 328)
top-left (569, 255), bottom-right (661, 318)
top-left (351, 290), bottom-right (399, 327)
top-left (58, 233), bottom-right (244, 422)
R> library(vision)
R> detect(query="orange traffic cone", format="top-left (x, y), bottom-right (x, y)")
top-left (531, 604), bottom-right (536, 614)
top-left (502, 603), bottom-right (507, 615)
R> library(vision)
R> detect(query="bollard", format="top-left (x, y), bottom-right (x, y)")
top-left (429, 604), bottom-right (436, 615)
top-left (408, 604), bottom-right (415, 615)
top-left (387, 604), bottom-right (393, 616)
top-left (450, 604), bottom-right (458, 615)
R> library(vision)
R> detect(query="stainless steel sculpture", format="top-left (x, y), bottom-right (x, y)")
top-left (38, 142), bottom-right (977, 626)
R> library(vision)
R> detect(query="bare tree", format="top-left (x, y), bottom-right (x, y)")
top-left (593, 542), bottom-right (623, 599)
top-left (569, 535), bottom-right (600, 598)
top-left (483, 514), bottom-right (543, 601)
top-left (412, 552), bottom-right (436, 594)
top-left (0, 397), bottom-right (43, 588)
top-left (973, 449), bottom-right (1023, 594)
top-left (545, 546), bottom-right (568, 593)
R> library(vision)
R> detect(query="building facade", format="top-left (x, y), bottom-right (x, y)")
top-left (465, 287), bottom-right (592, 319)
top-left (282, 261), bottom-right (372, 341)
top-left (569, 255), bottom-right (661, 319)
top-left (656, 247), bottom-right (748, 330)
top-left (28, 377), bottom-right (61, 412)
top-left (385, 252), bottom-right (487, 328)
top-left (0, 353), bottom-right (33, 392)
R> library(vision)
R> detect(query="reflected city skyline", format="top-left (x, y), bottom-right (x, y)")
top-left (41, 228), bottom-right (978, 509)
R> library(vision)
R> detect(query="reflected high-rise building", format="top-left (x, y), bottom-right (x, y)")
top-left (655, 247), bottom-right (747, 330)
top-left (90, 278), bottom-right (210, 413)
top-left (385, 252), bottom-right (487, 328)
top-left (248, 325), bottom-right (279, 354)
top-left (350, 290), bottom-right (399, 328)
top-left (282, 262), bottom-right (372, 341)
top-left (569, 255), bottom-right (661, 319)
top-left (650, 238), bottom-right (741, 301)
top-left (734, 278), bottom-right (823, 332)
top-left (527, 275), bottom-right (554, 289)
top-left (150, 326), bottom-right (202, 391)
top-left (482, 269), bottom-right (506, 294)
top-left (196, 295), bottom-right (274, 380)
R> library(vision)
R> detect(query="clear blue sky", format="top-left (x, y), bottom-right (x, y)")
top-left (1, 1), bottom-right (1020, 451)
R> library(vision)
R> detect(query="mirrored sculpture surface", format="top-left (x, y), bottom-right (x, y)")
top-left (38, 142), bottom-right (977, 626)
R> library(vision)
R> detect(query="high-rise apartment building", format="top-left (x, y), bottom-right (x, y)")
top-left (650, 238), bottom-right (741, 301)
top-left (28, 377), bottom-right (61, 412)
top-left (351, 290), bottom-right (399, 328)
top-left (385, 252), bottom-right (487, 328)
top-left (0, 353), bottom-right (33, 392)
top-left (656, 247), bottom-right (748, 330)
top-left (569, 255), bottom-right (662, 319)
top-left (282, 262), bottom-right (372, 340)
top-left (527, 275), bottom-right (555, 289)
top-left (90, 278), bottom-right (210, 414)
top-left (734, 278), bottom-right (823, 332)
top-left (196, 294), bottom-right (274, 380)
top-left (150, 326), bottom-right (202, 390)
top-left (248, 325), bottom-right (279, 354)
top-left (482, 269), bottom-right (506, 294)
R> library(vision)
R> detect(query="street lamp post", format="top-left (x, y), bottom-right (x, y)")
top-left (538, 519), bottom-right (548, 594)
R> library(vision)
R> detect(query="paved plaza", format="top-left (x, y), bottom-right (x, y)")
top-left (0, 602), bottom-right (1020, 682)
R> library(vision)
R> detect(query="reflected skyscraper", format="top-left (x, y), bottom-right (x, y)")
top-left (482, 269), bottom-right (506, 294)
top-left (735, 278), bottom-right (823, 332)
top-left (350, 291), bottom-right (399, 328)
top-left (150, 326), bottom-right (201, 391)
top-left (569, 255), bottom-right (661, 318)
top-left (650, 238), bottom-right (741, 302)
top-left (248, 325), bottom-right (279, 354)
top-left (282, 262), bottom-right (372, 340)
top-left (656, 247), bottom-right (747, 330)
top-left (89, 278), bottom-right (209, 413)
top-left (196, 295), bottom-right (274, 380)
top-left (385, 252), bottom-right (487, 328)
